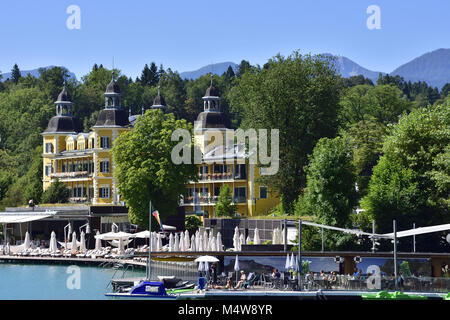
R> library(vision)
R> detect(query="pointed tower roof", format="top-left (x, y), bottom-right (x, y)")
top-left (56, 84), bottom-right (72, 103)
top-left (105, 78), bottom-right (121, 94)
top-left (151, 85), bottom-right (167, 109)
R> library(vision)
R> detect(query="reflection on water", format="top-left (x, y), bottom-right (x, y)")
top-left (0, 263), bottom-right (146, 300)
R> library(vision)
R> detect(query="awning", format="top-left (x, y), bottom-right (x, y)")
top-left (0, 211), bottom-right (57, 223)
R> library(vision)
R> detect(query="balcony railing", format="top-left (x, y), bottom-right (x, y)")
top-left (69, 197), bottom-right (89, 203)
top-left (233, 196), bottom-right (247, 203)
top-left (198, 173), bottom-right (246, 181)
top-left (183, 196), bottom-right (219, 204)
top-left (50, 171), bottom-right (92, 179)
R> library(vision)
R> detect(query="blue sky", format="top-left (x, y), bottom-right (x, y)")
top-left (0, 0), bottom-right (449, 80)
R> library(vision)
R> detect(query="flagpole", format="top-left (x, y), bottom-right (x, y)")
top-left (148, 200), bottom-right (152, 281)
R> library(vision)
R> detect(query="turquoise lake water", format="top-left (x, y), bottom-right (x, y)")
top-left (0, 263), bottom-right (146, 300)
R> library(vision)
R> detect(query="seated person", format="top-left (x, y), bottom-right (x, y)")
top-left (319, 270), bottom-right (328, 280)
top-left (234, 270), bottom-right (247, 289)
top-left (272, 268), bottom-right (281, 279)
top-left (225, 277), bottom-right (234, 289)
top-left (352, 268), bottom-right (360, 279)
top-left (328, 271), bottom-right (337, 288)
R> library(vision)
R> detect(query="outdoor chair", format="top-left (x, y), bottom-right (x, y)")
top-left (257, 274), bottom-right (273, 289)
top-left (242, 273), bottom-right (259, 289)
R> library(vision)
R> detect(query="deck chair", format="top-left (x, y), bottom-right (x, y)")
top-left (240, 272), bottom-right (256, 289)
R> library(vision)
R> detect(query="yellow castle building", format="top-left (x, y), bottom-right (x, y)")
top-left (42, 78), bottom-right (279, 217)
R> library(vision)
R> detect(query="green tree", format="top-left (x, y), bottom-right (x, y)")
top-left (41, 178), bottom-right (69, 204)
top-left (185, 215), bottom-right (203, 234)
top-left (22, 146), bottom-right (44, 203)
top-left (339, 84), bottom-right (411, 128)
top-left (11, 63), bottom-right (21, 84)
top-left (236, 60), bottom-right (252, 78)
top-left (140, 62), bottom-right (159, 87)
top-left (360, 103), bottom-right (450, 251)
top-left (215, 185), bottom-right (236, 217)
top-left (112, 109), bottom-right (198, 229)
top-left (301, 137), bottom-right (358, 227)
top-left (38, 66), bottom-right (70, 99)
top-left (229, 51), bottom-right (342, 213)
top-left (344, 118), bottom-right (387, 196)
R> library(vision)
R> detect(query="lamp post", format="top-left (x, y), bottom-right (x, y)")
top-left (393, 220), bottom-right (398, 291)
top-left (147, 200), bottom-right (152, 281)
top-left (64, 222), bottom-right (72, 248)
top-left (298, 219), bottom-right (302, 291)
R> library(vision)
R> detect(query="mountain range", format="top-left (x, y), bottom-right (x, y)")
top-left (1, 49), bottom-right (449, 89)
top-left (179, 48), bottom-right (450, 89)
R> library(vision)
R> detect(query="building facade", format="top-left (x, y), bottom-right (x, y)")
top-left (42, 79), bottom-right (279, 217)
top-left (182, 81), bottom-right (279, 217)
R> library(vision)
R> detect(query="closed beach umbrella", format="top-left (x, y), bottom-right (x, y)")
top-left (190, 235), bottom-right (196, 251)
top-left (246, 235), bottom-right (251, 245)
top-left (49, 231), bottom-right (56, 253)
top-left (48, 232), bottom-right (54, 252)
top-left (168, 233), bottom-right (174, 252)
top-left (272, 228), bottom-right (277, 244)
top-left (216, 232), bottom-right (223, 251)
top-left (203, 232), bottom-right (209, 251)
top-left (290, 253), bottom-right (295, 270)
top-left (24, 231), bottom-right (31, 250)
top-left (285, 254), bottom-right (290, 271)
top-left (52, 231), bottom-right (58, 253)
top-left (71, 232), bottom-right (78, 254)
top-left (180, 233), bottom-right (185, 252)
top-left (294, 255), bottom-right (299, 272)
top-left (95, 231), bottom-right (102, 251)
top-left (195, 230), bottom-right (200, 248)
top-left (232, 227), bottom-right (239, 251)
top-left (184, 230), bottom-right (190, 250)
top-left (198, 235), bottom-right (204, 251)
top-left (239, 233), bottom-right (245, 251)
top-left (254, 228), bottom-right (261, 245)
top-left (156, 233), bottom-right (162, 251)
top-left (174, 233), bottom-right (180, 251)
top-left (79, 231), bottom-right (86, 253)
top-left (234, 255), bottom-right (240, 283)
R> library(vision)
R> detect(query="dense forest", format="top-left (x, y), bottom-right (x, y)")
top-left (0, 52), bottom-right (448, 251)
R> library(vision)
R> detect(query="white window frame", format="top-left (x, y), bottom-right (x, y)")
top-left (45, 143), bottom-right (53, 154)
top-left (100, 159), bottom-right (110, 173)
top-left (99, 185), bottom-right (110, 198)
top-left (100, 137), bottom-right (110, 149)
top-left (45, 164), bottom-right (53, 176)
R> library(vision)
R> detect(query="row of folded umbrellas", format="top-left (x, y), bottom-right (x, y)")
top-left (13, 226), bottom-right (288, 255)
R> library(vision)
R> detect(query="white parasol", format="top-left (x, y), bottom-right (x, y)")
top-left (253, 228), bottom-right (261, 245)
top-left (79, 231), bottom-right (87, 253)
top-left (70, 231), bottom-right (78, 254)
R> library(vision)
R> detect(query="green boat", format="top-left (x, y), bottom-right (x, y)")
top-left (362, 291), bottom-right (427, 300)
top-left (444, 293), bottom-right (450, 300)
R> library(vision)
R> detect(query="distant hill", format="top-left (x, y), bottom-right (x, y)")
top-left (179, 57), bottom-right (385, 83)
top-left (1, 65), bottom-right (77, 82)
top-left (180, 62), bottom-right (238, 80)
top-left (323, 54), bottom-right (384, 84)
top-left (390, 48), bottom-right (450, 89)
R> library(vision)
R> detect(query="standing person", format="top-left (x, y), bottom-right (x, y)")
top-left (397, 271), bottom-right (405, 289)
top-left (210, 263), bottom-right (218, 285)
